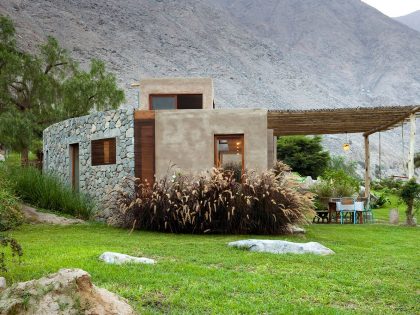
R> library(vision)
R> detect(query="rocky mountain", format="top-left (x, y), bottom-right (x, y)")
top-left (1, 0), bottom-right (419, 177)
top-left (395, 10), bottom-right (420, 33)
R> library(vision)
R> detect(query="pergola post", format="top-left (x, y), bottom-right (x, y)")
top-left (364, 135), bottom-right (370, 198)
top-left (408, 113), bottom-right (416, 179)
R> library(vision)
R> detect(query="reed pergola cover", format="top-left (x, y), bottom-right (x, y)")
top-left (268, 105), bottom-right (420, 136)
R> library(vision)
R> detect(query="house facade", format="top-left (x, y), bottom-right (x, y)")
top-left (43, 78), bottom-right (277, 213)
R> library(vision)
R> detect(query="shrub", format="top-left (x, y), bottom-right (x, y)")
top-left (109, 162), bottom-right (315, 235)
top-left (7, 166), bottom-right (94, 220)
top-left (0, 235), bottom-right (23, 272)
top-left (370, 192), bottom-right (391, 209)
top-left (0, 188), bottom-right (24, 231)
top-left (399, 178), bottom-right (420, 226)
top-left (372, 177), bottom-right (403, 192)
top-left (277, 135), bottom-right (330, 178)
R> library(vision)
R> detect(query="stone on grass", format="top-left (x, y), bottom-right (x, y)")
top-left (389, 208), bottom-right (399, 225)
top-left (0, 277), bottom-right (6, 290)
top-left (0, 268), bottom-right (135, 315)
top-left (287, 224), bottom-right (306, 234)
top-left (99, 252), bottom-right (156, 265)
top-left (228, 239), bottom-right (334, 256)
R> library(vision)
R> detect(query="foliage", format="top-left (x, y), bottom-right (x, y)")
top-left (3, 165), bottom-right (94, 220)
top-left (371, 177), bottom-right (404, 192)
top-left (370, 192), bottom-right (391, 209)
top-left (221, 161), bottom-right (242, 182)
top-left (7, 224), bottom-right (420, 314)
top-left (0, 235), bottom-right (22, 272)
top-left (311, 168), bottom-right (360, 201)
top-left (0, 188), bottom-right (24, 231)
top-left (398, 178), bottom-right (420, 226)
top-left (0, 16), bottom-right (124, 161)
top-left (328, 155), bottom-right (360, 180)
top-left (277, 135), bottom-right (330, 178)
top-left (109, 163), bottom-right (315, 234)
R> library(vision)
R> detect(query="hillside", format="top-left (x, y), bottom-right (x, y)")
top-left (1, 0), bottom-right (419, 176)
top-left (395, 10), bottom-right (420, 33)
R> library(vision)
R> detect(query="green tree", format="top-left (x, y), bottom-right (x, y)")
top-left (277, 135), bottom-right (330, 178)
top-left (0, 16), bottom-right (125, 163)
top-left (399, 178), bottom-right (419, 226)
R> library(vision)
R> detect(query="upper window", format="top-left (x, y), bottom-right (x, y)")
top-left (214, 134), bottom-right (244, 177)
top-left (91, 138), bottom-right (116, 166)
top-left (150, 94), bottom-right (203, 110)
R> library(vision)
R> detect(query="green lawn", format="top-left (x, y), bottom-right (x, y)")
top-left (4, 223), bottom-right (419, 314)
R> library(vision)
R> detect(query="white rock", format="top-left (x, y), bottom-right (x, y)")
top-left (228, 239), bottom-right (334, 255)
top-left (99, 252), bottom-right (156, 265)
top-left (0, 277), bottom-right (6, 290)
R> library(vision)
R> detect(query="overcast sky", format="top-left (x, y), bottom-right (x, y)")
top-left (362, 0), bottom-right (420, 17)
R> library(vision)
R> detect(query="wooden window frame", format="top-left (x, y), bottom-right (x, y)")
top-left (149, 94), bottom-right (203, 110)
top-left (214, 134), bottom-right (245, 174)
top-left (91, 138), bottom-right (117, 166)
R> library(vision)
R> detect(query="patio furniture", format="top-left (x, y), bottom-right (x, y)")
top-left (356, 197), bottom-right (374, 223)
top-left (336, 197), bottom-right (357, 224)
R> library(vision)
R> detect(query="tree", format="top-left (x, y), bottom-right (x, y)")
top-left (0, 16), bottom-right (125, 164)
top-left (277, 135), bottom-right (330, 178)
top-left (399, 178), bottom-right (419, 226)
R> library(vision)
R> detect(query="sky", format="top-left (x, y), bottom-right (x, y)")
top-left (362, 0), bottom-right (420, 17)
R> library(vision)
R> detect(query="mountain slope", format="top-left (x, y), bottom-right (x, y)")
top-left (213, 0), bottom-right (420, 106)
top-left (1, 0), bottom-right (419, 176)
top-left (395, 10), bottom-right (420, 32)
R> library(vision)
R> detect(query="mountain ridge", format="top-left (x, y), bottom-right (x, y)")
top-left (1, 0), bottom-right (419, 176)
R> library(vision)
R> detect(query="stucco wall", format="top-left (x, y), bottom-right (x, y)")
top-left (154, 109), bottom-right (268, 178)
top-left (43, 109), bottom-right (135, 216)
top-left (138, 77), bottom-right (214, 110)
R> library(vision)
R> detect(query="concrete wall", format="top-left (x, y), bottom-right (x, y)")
top-left (43, 109), bottom-right (135, 217)
top-left (138, 77), bottom-right (214, 110)
top-left (154, 109), bottom-right (268, 178)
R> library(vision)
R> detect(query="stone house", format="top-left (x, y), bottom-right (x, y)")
top-left (43, 78), bottom-right (277, 210)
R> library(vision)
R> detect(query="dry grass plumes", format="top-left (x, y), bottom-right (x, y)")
top-left (108, 162), bottom-right (314, 234)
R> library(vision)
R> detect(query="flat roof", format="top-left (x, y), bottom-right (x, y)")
top-left (268, 105), bottom-right (420, 136)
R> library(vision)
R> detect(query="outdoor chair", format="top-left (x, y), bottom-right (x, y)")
top-left (336, 197), bottom-right (357, 224)
top-left (356, 197), bottom-right (374, 223)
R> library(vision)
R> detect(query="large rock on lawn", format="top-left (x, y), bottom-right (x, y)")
top-left (228, 239), bottom-right (335, 255)
top-left (99, 252), bottom-right (156, 265)
top-left (0, 268), bottom-right (135, 314)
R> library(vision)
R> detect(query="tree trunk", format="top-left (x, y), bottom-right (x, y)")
top-left (405, 200), bottom-right (416, 226)
top-left (21, 147), bottom-right (29, 166)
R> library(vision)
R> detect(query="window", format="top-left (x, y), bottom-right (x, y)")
top-left (91, 138), bottom-right (116, 165)
top-left (150, 94), bottom-right (203, 110)
top-left (214, 134), bottom-right (244, 176)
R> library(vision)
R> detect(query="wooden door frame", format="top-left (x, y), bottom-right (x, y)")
top-left (214, 134), bottom-right (245, 174)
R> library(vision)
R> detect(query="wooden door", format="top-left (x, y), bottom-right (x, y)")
top-left (134, 111), bottom-right (155, 185)
top-left (70, 143), bottom-right (79, 191)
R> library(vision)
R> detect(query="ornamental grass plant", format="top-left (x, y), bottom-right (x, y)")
top-left (109, 162), bottom-right (315, 234)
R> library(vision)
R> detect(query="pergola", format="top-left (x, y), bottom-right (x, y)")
top-left (267, 105), bottom-right (420, 197)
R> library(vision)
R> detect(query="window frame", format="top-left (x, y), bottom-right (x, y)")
top-left (149, 94), bottom-right (203, 110)
top-left (214, 134), bottom-right (245, 174)
top-left (91, 137), bottom-right (117, 166)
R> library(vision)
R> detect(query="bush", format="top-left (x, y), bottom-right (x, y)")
top-left (7, 166), bottom-right (94, 220)
top-left (109, 162), bottom-right (315, 235)
top-left (0, 189), bottom-right (24, 231)
top-left (310, 169), bottom-right (360, 210)
top-left (277, 136), bottom-right (330, 178)
top-left (0, 235), bottom-right (23, 272)
top-left (370, 192), bottom-right (390, 209)
top-left (399, 178), bottom-right (420, 226)
top-left (372, 177), bottom-right (403, 192)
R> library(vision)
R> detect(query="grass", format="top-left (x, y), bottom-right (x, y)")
top-left (0, 159), bottom-right (94, 220)
top-left (4, 223), bottom-right (419, 314)
top-left (372, 191), bottom-right (418, 223)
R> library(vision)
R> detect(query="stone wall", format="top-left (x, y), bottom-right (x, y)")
top-left (43, 109), bottom-right (135, 217)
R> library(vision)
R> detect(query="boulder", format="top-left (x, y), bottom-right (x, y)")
top-left (99, 252), bottom-right (156, 265)
top-left (287, 224), bottom-right (306, 234)
top-left (21, 204), bottom-right (84, 225)
top-left (389, 208), bottom-right (399, 225)
top-left (228, 239), bottom-right (335, 255)
top-left (0, 268), bottom-right (135, 315)
top-left (0, 277), bottom-right (6, 290)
